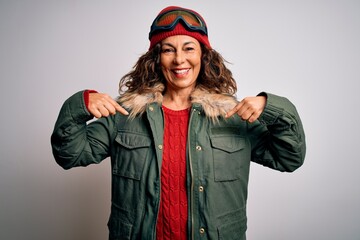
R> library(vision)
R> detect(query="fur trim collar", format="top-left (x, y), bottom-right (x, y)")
top-left (119, 83), bottom-right (238, 121)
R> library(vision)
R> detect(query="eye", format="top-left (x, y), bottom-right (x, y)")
top-left (185, 47), bottom-right (195, 52)
top-left (161, 48), bottom-right (175, 53)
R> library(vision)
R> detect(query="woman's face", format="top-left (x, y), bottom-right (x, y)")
top-left (160, 35), bottom-right (202, 92)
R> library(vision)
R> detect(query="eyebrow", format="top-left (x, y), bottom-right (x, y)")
top-left (162, 41), bottom-right (196, 48)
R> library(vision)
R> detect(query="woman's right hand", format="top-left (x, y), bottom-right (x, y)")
top-left (88, 92), bottom-right (129, 118)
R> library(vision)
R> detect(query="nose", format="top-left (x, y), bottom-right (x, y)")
top-left (173, 50), bottom-right (185, 65)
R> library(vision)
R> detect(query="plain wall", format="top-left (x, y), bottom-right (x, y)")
top-left (1, 0), bottom-right (359, 239)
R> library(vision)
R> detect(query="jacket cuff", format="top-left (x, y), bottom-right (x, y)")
top-left (62, 91), bottom-right (95, 123)
top-left (257, 92), bottom-right (287, 125)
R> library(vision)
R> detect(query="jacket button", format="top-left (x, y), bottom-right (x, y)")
top-left (149, 106), bottom-right (154, 111)
top-left (158, 144), bottom-right (163, 150)
top-left (196, 146), bottom-right (202, 151)
top-left (199, 186), bottom-right (204, 192)
top-left (199, 227), bottom-right (205, 234)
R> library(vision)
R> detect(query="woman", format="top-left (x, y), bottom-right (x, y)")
top-left (51, 6), bottom-right (306, 240)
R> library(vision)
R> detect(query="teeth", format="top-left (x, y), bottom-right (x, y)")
top-left (174, 69), bottom-right (189, 74)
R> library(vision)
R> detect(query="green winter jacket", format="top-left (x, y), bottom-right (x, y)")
top-left (51, 87), bottom-right (306, 240)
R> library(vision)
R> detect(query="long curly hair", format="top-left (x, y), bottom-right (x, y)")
top-left (119, 43), bottom-right (237, 96)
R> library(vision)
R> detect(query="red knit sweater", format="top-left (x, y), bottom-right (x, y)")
top-left (156, 106), bottom-right (190, 240)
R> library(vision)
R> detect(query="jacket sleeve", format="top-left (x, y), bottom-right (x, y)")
top-left (50, 91), bottom-right (115, 170)
top-left (248, 93), bottom-right (306, 172)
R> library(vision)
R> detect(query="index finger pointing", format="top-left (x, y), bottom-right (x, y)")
top-left (112, 99), bottom-right (129, 116)
top-left (225, 101), bottom-right (243, 118)
top-left (106, 97), bottom-right (129, 116)
top-left (225, 107), bottom-right (236, 118)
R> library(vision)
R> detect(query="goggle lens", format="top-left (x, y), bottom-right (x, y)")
top-left (155, 10), bottom-right (203, 27)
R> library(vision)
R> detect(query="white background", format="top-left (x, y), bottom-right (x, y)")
top-left (1, 0), bottom-right (359, 239)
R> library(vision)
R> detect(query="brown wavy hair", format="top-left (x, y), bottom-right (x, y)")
top-left (119, 43), bottom-right (237, 96)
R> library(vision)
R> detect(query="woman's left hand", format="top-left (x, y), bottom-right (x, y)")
top-left (225, 96), bottom-right (266, 123)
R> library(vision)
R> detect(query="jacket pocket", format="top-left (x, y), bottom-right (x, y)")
top-left (108, 217), bottom-right (132, 240)
top-left (217, 208), bottom-right (247, 240)
top-left (210, 135), bottom-right (247, 181)
top-left (113, 132), bottom-right (151, 180)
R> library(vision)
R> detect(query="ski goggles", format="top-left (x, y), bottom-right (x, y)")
top-left (149, 8), bottom-right (208, 39)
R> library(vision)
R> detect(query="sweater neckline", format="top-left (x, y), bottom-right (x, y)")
top-left (162, 105), bottom-right (191, 116)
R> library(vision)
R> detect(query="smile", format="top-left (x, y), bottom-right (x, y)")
top-left (172, 68), bottom-right (190, 77)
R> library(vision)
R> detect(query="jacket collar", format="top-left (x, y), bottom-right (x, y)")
top-left (119, 83), bottom-right (238, 121)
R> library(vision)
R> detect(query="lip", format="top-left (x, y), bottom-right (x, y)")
top-left (171, 68), bottom-right (190, 78)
